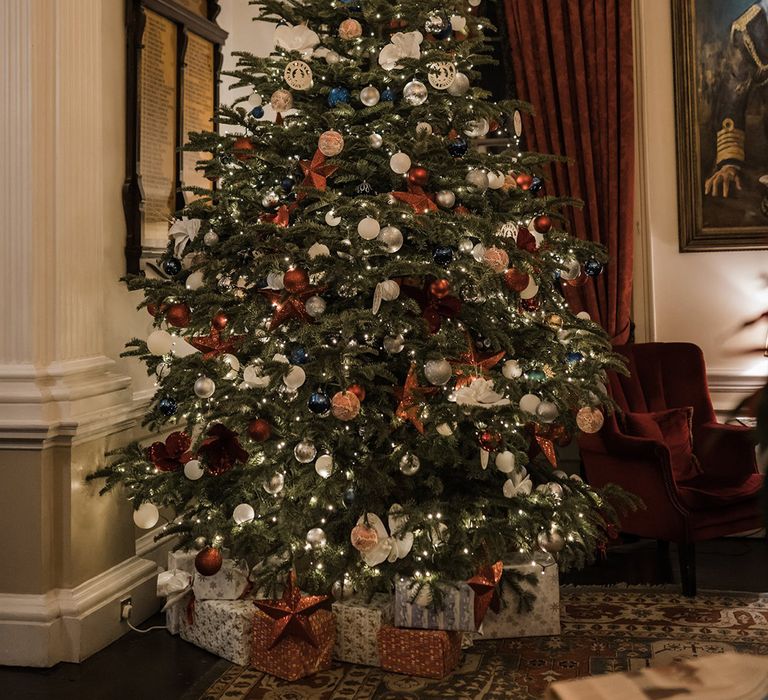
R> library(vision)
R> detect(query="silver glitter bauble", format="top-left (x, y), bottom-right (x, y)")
top-left (464, 118), bottom-right (490, 138)
top-left (294, 439), bottom-right (317, 463)
top-left (194, 536), bottom-right (207, 549)
top-left (262, 472), bottom-right (284, 495)
top-left (305, 296), bottom-right (326, 317)
top-left (194, 376), bottom-right (216, 399)
top-left (537, 530), bottom-right (565, 553)
top-left (536, 401), bottom-right (559, 423)
top-left (447, 72), bottom-right (470, 96)
top-left (466, 169), bottom-right (489, 191)
top-left (458, 238), bottom-right (474, 254)
top-left (378, 225), bottom-right (403, 253)
top-left (203, 231), bottom-right (219, 246)
top-left (424, 359), bottom-right (452, 385)
top-left (403, 80), bottom-right (428, 106)
top-left (369, 132), bottom-right (383, 149)
top-left (399, 453), bottom-right (421, 476)
top-left (436, 190), bottom-right (456, 208)
top-left (360, 86), bottom-right (380, 106)
top-left (383, 334), bottom-right (405, 353)
top-left (560, 258), bottom-right (581, 281)
top-left (306, 527), bottom-right (327, 548)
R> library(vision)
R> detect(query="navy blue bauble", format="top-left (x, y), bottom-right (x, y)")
top-left (584, 259), bottom-right (603, 277)
top-left (328, 87), bottom-right (350, 107)
top-left (162, 257), bottom-right (182, 276)
top-left (433, 246), bottom-right (454, 266)
top-left (249, 105), bottom-right (264, 119)
top-left (308, 392), bottom-right (331, 414)
top-left (447, 136), bottom-right (468, 157)
top-left (281, 177), bottom-right (295, 193)
top-left (158, 397), bottom-right (177, 416)
top-left (381, 87), bottom-right (395, 102)
top-left (290, 347), bottom-right (309, 365)
top-left (342, 487), bottom-right (356, 506)
top-left (529, 176), bottom-right (544, 194)
top-left (433, 26), bottom-right (452, 40)
top-left (567, 351), bottom-right (584, 363)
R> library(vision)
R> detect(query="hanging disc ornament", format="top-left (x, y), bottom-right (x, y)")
top-left (403, 80), bottom-right (428, 106)
top-left (428, 62), bottom-right (457, 90)
top-left (389, 152), bottom-right (411, 174)
top-left (357, 217), bottom-right (380, 240)
top-left (270, 89), bottom-right (293, 112)
top-left (195, 547), bottom-right (223, 576)
top-left (284, 60), bottom-right (312, 90)
top-left (331, 390), bottom-right (361, 420)
top-left (360, 86), bottom-right (380, 106)
top-left (513, 110), bottom-right (523, 136)
top-left (318, 130), bottom-right (344, 157)
top-left (339, 18), bottom-right (363, 39)
top-left (447, 72), bottom-right (470, 96)
top-left (576, 406), bottom-right (604, 433)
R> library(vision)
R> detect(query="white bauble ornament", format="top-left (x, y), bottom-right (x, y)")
top-left (305, 296), bottom-right (326, 317)
top-left (466, 168), bottom-right (489, 191)
top-left (221, 353), bottom-right (240, 380)
top-left (536, 401), bottom-right (559, 423)
top-left (243, 363), bottom-right (270, 389)
top-left (262, 472), bottom-right (284, 495)
top-left (447, 72), bottom-right (470, 96)
top-left (436, 190), bottom-right (456, 208)
top-left (538, 530), bottom-right (565, 553)
top-left (360, 86), bottom-right (380, 106)
top-left (186, 270), bottom-right (204, 290)
top-left (383, 334), bottom-right (405, 353)
top-left (283, 365), bottom-right (306, 390)
top-left (324, 210), bottom-right (341, 226)
top-left (576, 311), bottom-right (591, 321)
top-left (184, 459), bottom-right (204, 480)
top-left (487, 171), bottom-right (506, 189)
top-left (520, 279), bottom-right (539, 299)
top-left (378, 226), bottom-right (403, 253)
top-left (424, 359), bottom-right (452, 386)
top-left (502, 360), bottom-right (523, 379)
top-left (155, 362), bottom-right (171, 379)
top-left (294, 439), bottom-right (317, 463)
top-left (403, 80), bottom-right (428, 106)
top-left (464, 118), bottom-right (490, 138)
top-left (306, 527), bottom-right (327, 548)
top-left (357, 217), bottom-right (381, 240)
top-left (389, 152), bottom-right (412, 174)
top-left (519, 393), bottom-right (542, 414)
top-left (133, 503), bottom-right (159, 529)
top-left (233, 503), bottom-right (255, 524)
top-left (495, 451), bottom-right (516, 473)
top-left (308, 242), bottom-right (330, 259)
top-left (315, 454), bottom-right (333, 479)
top-left (399, 453), bottom-right (421, 476)
top-left (194, 376), bottom-right (216, 399)
top-left (369, 132), bottom-right (383, 149)
top-left (416, 122), bottom-right (433, 136)
top-left (324, 50), bottom-right (341, 65)
top-left (147, 330), bottom-right (173, 356)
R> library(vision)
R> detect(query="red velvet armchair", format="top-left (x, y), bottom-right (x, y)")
top-left (579, 342), bottom-right (763, 596)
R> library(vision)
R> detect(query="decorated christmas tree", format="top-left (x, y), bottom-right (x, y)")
top-left (92, 0), bottom-right (632, 603)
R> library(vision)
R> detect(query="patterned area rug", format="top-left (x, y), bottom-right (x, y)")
top-left (197, 587), bottom-right (768, 700)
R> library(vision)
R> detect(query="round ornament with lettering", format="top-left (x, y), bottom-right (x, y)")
top-left (270, 88), bottom-right (293, 112)
top-left (513, 110), bottom-right (523, 137)
top-left (284, 60), bottom-right (312, 91)
top-left (318, 130), bottom-right (344, 157)
top-left (428, 62), bottom-right (457, 90)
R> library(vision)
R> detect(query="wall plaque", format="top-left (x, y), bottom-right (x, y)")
top-left (124, 0), bottom-right (226, 273)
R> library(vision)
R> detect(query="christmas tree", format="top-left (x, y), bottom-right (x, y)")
top-left (92, 0), bottom-right (632, 600)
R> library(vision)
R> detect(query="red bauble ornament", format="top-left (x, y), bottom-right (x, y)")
top-left (166, 302), bottom-right (191, 328)
top-left (147, 302), bottom-right (166, 316)
top-left (407, 166), bottom-right (429, 187)
top-left (233, 136), bottom-right (255, 161)
top-left (504, 268), bottom-right (530, 292)
top-left (247, 418), bottom-right (272, 442)
top-left (212, 312), bottom-right (228, 330)
top-left (533, 215), bottom-right (553, 233)
top-left (283, 267), bottom-right (309, 292)
top-left (429, 278), bottom-right (451, 299)
top-left (347, 384), bottom-right (366, 402)
top-left (350, 524), bottom-right (379, 553)
top-left (520, 296), bottom-right (541, 312)
top-left (516, 173), bottom-right (533, 190)
top-left (479, 431), bottom-right (502, 451)
top-left (489, 119), bottom-right (500, 133)
top-left (195, 546), bottom-right (223, 576)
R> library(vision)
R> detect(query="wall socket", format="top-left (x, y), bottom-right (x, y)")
top-left (120, 596), bottom-right (133, 621)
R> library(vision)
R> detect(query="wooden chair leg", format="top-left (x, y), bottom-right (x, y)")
top-left (656, 540), bottom-right (672, 583)
top-left (677, 542), bottom-right (697, 597)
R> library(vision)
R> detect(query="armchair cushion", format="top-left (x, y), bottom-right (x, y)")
top-left (676, 473), bottom-right (763, 510)
top-left (622, 407), bottom-right (703, 483)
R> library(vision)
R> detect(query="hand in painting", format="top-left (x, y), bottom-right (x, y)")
top-left (704, 164), bottom-right (742, 198)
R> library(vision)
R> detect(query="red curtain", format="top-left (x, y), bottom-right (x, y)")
top-left (505, 0), bottom-right (634, 344)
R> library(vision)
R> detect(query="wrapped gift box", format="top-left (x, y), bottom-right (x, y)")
top-left (332, 594), bottom-right (393, 666)
top-left (394, 578), bottom-right (476, 631)
top-left (173, 597), bottom-right (254, 666)
top-left (477, 556), bottom-right (560, 638)
top-left (192, 559), bottom-right (249, 601)
top-left (378, 625), bottom-right (462, 679)
top-left (251, 608), bottom-right (335, 681)
top-left (167, 549), bottom-right (198, 575)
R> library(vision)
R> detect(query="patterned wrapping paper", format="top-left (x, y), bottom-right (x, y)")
top-left (251, 608), bottom-right (335, 681)
top-left (176, 598), bottom-right (255, 665)
top-left (476, 558), bottom-right (561, 639)
top-left (167, 549), bottom-right (198, 575)
top-left (332, 594), bottom-right (393, 666)
top-left (192, 559), bottom-right (250, 601)
top-left (394, 579), bottom-right (477, 631)
top-left (378, 625), bottom-right (463, 679)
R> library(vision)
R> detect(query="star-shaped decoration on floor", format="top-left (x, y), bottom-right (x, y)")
top-left (449, 340), bottom-right (505, 388)
top-left (188, 327), bottom-right (244, 360)
top-left (394, 362), bottom-right (437, 434)
top-left (299, 149), bottom-right (338, 192)
top-left (391, 189), bottom-right (438, 215)
top-left (259, 285), bottom-right (325, 331)
top-left (254, 570), bottom-right (331, 649)
top-left (467, 561), bottom-right (503, 626)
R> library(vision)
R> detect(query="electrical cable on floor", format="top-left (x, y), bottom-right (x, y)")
top-left (126, 620), bottom-right (168, 634)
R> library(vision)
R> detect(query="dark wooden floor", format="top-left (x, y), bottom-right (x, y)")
top-left (1, 537), bottom-right (766, 700)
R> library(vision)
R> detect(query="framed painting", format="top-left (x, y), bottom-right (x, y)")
top-left (673, 0), bottom-right (768, 251)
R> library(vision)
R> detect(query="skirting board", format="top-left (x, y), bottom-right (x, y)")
top-left (0, 555), bottom-right (160, 667)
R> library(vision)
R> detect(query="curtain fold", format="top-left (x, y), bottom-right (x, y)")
top-left (506, 0), bottom-right (634, 344)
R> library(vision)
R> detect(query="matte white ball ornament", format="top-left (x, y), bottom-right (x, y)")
top-left (389, 152), bottom-right (412, 174)
top-left (133, 503), bottom-right (160, 529)
top-left (519, 393), bottom-right (542, 414)
top-left (357, 217), bottom-right (381, 240)
top-left (147, 330), bottom-right (173, 356)
top-left (243, 363), bottom-right (270, 389)
top-left (487, 171), bottom-right (506, 189)
top-left (495, 451), bottom-right (516, 473)
top-left (283, 365), bottom-right (306, 390)
top-left (183, 459), bottom-right (204, 480)
top-left (536, 401), bottom-right (559, 423)
top-left (520, 279), bottom-right (540, 299)
top-left (185, 270), bottom-right (204, 290)
top-left (324, 210), bottom-right (341, 226)
top-left (233, 503), bottom-right (255, 524)
top-left (502, 360), bottom-right (523, 379)
top-left (466, 168), bottom-right (489, 191)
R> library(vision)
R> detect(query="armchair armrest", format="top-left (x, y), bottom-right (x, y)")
top-left (694, 422), bottom-right (758, 483)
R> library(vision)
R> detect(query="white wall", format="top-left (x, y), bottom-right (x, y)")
top-left (634, 0), bottom-right (768, 410)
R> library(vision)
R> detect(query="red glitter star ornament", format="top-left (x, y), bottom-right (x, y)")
top-left (188, 327), bottom-right (244, 360)
top-left (394, 362), bottom-right (437, 434)
top-left (259, 285), bottom-right (326, 331)
top-left (391, 189), bottom-right (438, 214)
top-left (259, 204), bottom-right (293, 227)
top-left (253, 571), bottom-right (332, 649)
top-left (467, 561), bottom-right (503, 626)
top-left (299, 149), bottom-right (338, 191)
top-left (450, 339), bottom-right (505, 388)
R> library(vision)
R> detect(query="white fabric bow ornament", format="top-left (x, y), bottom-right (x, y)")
top-left (157, 569), bottom-right (193, 611)
top-left (358, 504), bottom-right (414, 566)
top-left (454, 378), bottom-right (511, 407)
top-left (503, 467), bottom-right (533, 498)
top-left (168, 217), bottom-right (201, 258)
top-left (378, 31), bottom-right (423, 71)
top-left (274, 23), bottom-right (320, 57)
